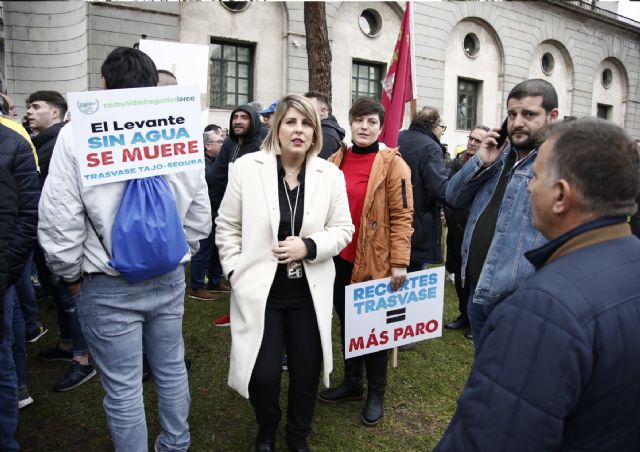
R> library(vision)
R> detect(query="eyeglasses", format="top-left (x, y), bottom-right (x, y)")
top-left (206, 140), bottom-right (224, 145)
top-left (438, 124), bottom-right (447, 132)
top-left (467, 136), bottom-right (483, 144)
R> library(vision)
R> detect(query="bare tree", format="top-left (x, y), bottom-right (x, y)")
top-left (304, 2), bottom-right (332, 104)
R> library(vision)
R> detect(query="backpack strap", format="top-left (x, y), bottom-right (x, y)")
top-left (79, 195), bottom-right (113, 262)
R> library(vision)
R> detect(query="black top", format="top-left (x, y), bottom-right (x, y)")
top-left (268, 156), bottom-right (315, 301)
top-left (351, 140), bottom-right (379, 154)
top-left (466, 151), bottom-right (516, 284)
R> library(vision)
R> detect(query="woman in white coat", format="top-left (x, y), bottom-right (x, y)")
top-left (215, 94), bottom-right (354, 452)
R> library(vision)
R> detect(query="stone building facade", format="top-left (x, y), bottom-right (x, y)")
top-left (2, 1), bottom-right (639, 147)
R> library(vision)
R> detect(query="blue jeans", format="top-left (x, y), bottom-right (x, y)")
top-left (208, 240), bottom-right (223, 287)
top-left (52, 280), bottom-right (88, 357)
top-left (34, 246), bottom-right (88, 356)
top-left (9, 291), bottom-right (25, 387)
top-left (15, 253), bottom-right (39, 337)
top-left (76, 267), bottom-right (190, 452)
top-left (0, 286), bottom-right (19, 451)
top-left (467, 281), bottom-right (497, 352)
top-left (189, 233), bottom-right (216, 289)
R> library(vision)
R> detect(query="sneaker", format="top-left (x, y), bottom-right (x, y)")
top-left (26, 323), bottom-right (48, 343)
top-left (281, 353), bottom-right (288, 371)
top-left (18, 385), bottom-right (33, 409)
top-left (207, 280), bottom-right (231, 292)
top-left (38, 344), bottom-right (73, 362)
top-left (188, 288), bottom-right (218, 301)
top-left (212, 313), bottom-right (230, 327)
top-left (53, 360), bottom-right (97, 392)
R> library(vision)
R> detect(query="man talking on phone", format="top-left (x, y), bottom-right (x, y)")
top-left (445, 79), bottom-right (559, 347)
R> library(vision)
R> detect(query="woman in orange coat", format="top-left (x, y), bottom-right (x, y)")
top-left (319, 97), bottom-right (413, 426)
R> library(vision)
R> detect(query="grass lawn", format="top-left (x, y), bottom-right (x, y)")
top-left (17, 273), bottom-right (473, 451)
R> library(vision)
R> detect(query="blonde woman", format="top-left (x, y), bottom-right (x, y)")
top-left (216, 95), bottom-right (354, 452)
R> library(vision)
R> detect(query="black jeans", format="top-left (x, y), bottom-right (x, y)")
top-left (333, 257), bottom-right (388, 392)
top-left (249, 294), bottom-right (321, 448)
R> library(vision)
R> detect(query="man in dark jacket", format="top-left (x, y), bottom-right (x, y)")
top-left (26, 91), bottom-right (66, 181)
top-left (20, 91), bottom-right (67, 344)
top-left (210, 104), bottom-right (264, 327)
top-left (209, 104), bottom-right (263, 216)
top-left (304, 91), bottom-right (345, 159)
top-left (397, 107), bottom-right (449, 270)
top-left (436, 118), bottom-right (640, 452)
top-left (0, 167), bottom-right (18, 450)
top-left (443, 125), bottom-right (489, 338)
top-left (25, 90), bottom-right (95, 391)
top-left (0, 122), bottom-right (39, 452)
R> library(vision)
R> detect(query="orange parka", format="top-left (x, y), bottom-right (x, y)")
top-left (329, 146), bottom-right (414, 283)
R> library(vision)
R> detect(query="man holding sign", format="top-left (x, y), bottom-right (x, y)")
top-left (38, 48), bottom-right (211, 452)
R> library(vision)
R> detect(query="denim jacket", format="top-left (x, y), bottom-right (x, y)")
top-left (445, 144), bottom-right (546, 306)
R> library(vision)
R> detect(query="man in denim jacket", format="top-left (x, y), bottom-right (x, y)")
top-left (446, 79), bottom-right (559, 344)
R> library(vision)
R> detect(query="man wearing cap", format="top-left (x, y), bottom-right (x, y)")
top-left (259, 101), bottom-right (278, 129)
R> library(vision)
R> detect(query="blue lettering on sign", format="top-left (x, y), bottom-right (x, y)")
top-left (352, 272), bottom-right (439, 315)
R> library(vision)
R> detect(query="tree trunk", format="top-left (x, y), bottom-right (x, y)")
top-left (304, 2), bottom-right (332, 104)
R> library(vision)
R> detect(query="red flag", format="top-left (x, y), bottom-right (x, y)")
top-left (379, 1), bottom-right (416, 148)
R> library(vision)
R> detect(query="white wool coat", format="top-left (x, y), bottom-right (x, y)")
top-left (215, 149), bottom-right (354, 399)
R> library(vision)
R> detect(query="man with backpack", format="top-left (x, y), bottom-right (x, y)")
top-left (38, 47), bottom-right (211, 452)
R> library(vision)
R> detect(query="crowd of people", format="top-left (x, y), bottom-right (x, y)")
top-left (1, 45), bottom-right (639, 452)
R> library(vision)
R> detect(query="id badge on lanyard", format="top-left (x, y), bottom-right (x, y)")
top-left (283, 178), bottom-right (303, 279)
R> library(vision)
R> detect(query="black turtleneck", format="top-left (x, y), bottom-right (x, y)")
top-left (351, 140), bottom-right (380, 154)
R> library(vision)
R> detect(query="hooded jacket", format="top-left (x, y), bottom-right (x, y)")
top-left (209, 104), bottom-right (264, 215)
top-left (318, 114), bottom-right (345, 159)
top-left (397, 124), bottom-right (449, 264)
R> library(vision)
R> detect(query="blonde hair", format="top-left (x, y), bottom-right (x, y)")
top-left (262, 94), bottom-right (323, 156)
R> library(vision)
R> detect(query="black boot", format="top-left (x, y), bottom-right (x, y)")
top-left (361, 352), bottom-right (387, 426)
top-left (318, 357), bottom-right (365, 403)
top-left (255, 426), bottom-right (276, 452)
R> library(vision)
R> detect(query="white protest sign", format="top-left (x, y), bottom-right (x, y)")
top-left (68, 85), bottom-right (203, 186)
top-left (345, 267), bottom-right (445, 359)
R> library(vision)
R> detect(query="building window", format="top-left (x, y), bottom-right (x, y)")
top-left (457, 78), bottom-right (480, 130)
top-left (463, 33), bottom-right (480, 58)
top-left (209, 40), bottom-right (253, 109)
top-left (221, 1), bottom-right (250, 13)
top-left (597, 103), bottom-right (612, 120)
top-left (359, 9), bottom-right (383, 37)
top-left (352, 61), bottom-right (383, 102)
top-left (601, 68), bottom-right (613, 88)
top-left (541, 52), bottom-right (555, 75)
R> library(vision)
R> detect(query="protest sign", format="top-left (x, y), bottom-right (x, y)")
top-left (67, 85), bottom-right (203, 186)
top-left (344, 267), bottom-right (445, 359)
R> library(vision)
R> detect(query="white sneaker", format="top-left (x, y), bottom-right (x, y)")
top-left (18, 385), bottom-right (34, 409)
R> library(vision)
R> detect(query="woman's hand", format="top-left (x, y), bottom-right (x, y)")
top-left (390, 267), bottom-right (407, 291)
top-left (272, 236), bottom-right (308, 263)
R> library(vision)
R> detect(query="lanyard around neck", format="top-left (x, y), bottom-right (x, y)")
top-left (282, 178), bottom-right (300, 237)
